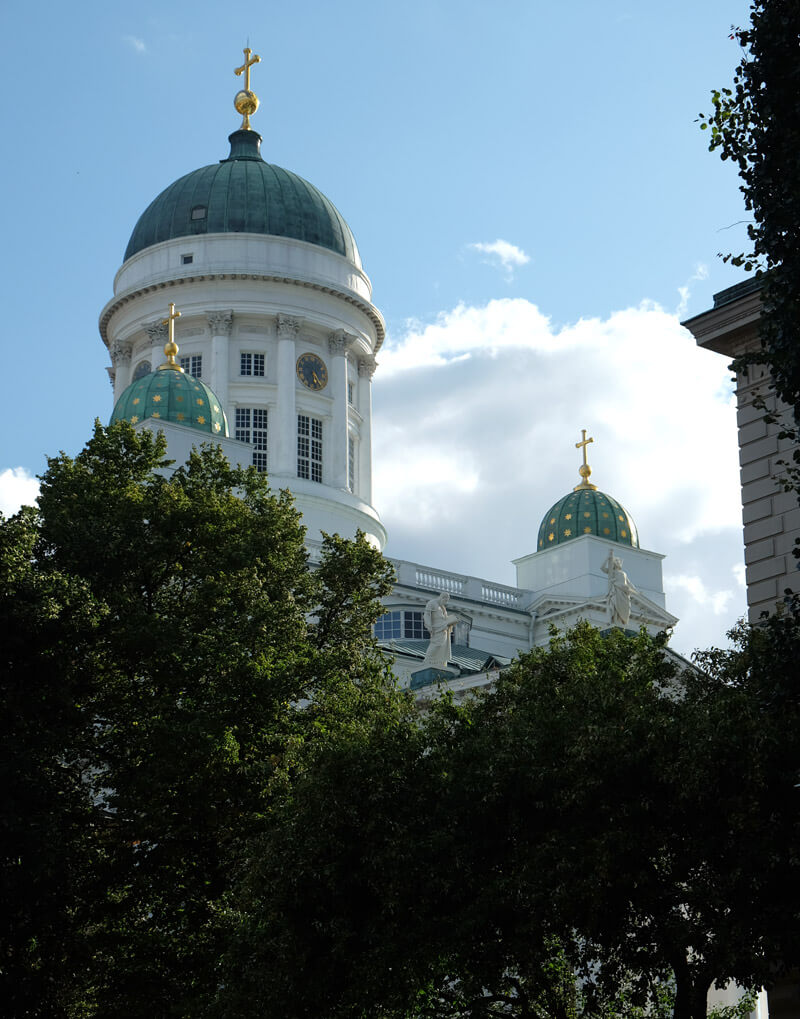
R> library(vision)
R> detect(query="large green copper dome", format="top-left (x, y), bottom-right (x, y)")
top-left (537, 487), bottom-right (639, 551)
top-left (124, 130), bottom-right (360, 264)
top-left (110, 366), bottom-right (229, 437)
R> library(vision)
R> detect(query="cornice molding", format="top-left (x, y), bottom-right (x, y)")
top-left (100, 273), bottom-right (386, 351)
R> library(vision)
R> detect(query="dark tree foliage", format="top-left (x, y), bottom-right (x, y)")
top-left (441, 620), bottom-right (800, 1019)
top-left (0, 422), bottom-right (398, 1017)
top-left (700, 0), bottom-right (800, 419)
top-left (232, 621), bottom-right (800, 1019)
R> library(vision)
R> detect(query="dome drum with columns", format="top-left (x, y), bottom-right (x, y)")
top-left (102, 49), bottom-right (385, 552)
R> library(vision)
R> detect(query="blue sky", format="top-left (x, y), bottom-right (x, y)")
top-left (0, 0), bottom-right (756, 654)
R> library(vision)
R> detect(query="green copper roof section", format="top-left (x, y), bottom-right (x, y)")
top-left (124, 130), bottom-right (360, 264)
top-left (537, 488), bottom-right (639, 551)
top-left (110, 367), bottom-right (229, 437)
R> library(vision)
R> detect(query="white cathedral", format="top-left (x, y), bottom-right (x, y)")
top-left (102, 49), bottom-right (678, 696)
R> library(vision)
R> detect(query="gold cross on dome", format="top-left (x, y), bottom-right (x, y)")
top-left (573, 428), bottom-right (598, 491)
top-left (158, 302), bottom-right (183, 371)
top-left (235, 47), bottom-right (261, 92)
top-left (575, 428), bottom-right (593, 466)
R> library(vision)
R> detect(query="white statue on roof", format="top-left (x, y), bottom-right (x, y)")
top-left (422, 592), bottom-right (460, 670)
top-left (602, 550), bottom-right (638, 627)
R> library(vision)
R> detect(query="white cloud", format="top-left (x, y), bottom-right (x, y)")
top-left (675, 263), bottom-right (709, 318)
top-left (124, 35), bottom-right (147, 54)
top-left (0, 467), bottom-right (39, 517)
top-left (373, 296), bottom-right (743, 656)
top-left (667, 574), bottom-right (736, 616)
top-left (468, 239), bottom-right (530, 279)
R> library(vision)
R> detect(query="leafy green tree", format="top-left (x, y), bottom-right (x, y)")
top-left (1, 421), bottom-right (397, 1017)
top-left (0, 507), bottom-right (102, 1017)
top-left (700, 0), bottom-right (800, 419)
top-left (247, 619), bottom-right (800, 1019)
top-left (431, 621), bottom-right (800, 1019)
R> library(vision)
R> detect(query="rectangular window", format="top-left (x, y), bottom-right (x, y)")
top-left (181, 254), bottom-right (193, 265)
top-left (403, 611), bottom-right (429, 640)
top-left (374, 611), bottom-right (402, 640)
top-left (179, 354), bottom-right (202, 378)
top-left (235, 407), bottom-right (268, 472)
top-left (373, 610), bottom-right (429, 641)
top-left (297, 414), bottom-right (323, 483)
top-left (251, 408), bottom-right (268, 471)
top-left (235, 407), bottom-right (251, 443)
top-left (240, 352), bottom-right (265, 377)
top-left (348, 435), bottom-right (355, 492)
top-left (347, 381), bottom-right (354, 405)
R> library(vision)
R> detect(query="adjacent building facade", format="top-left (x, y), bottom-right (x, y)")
top-left (684, 279), bottom-right (800, 618)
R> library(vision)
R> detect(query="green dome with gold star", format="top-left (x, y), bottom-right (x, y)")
top-left (110, 366), bottom-right (229, 437)
top-left (537, 430), bottom-right (639, 550)
top-left (537, 487), bottom-right (639, 550)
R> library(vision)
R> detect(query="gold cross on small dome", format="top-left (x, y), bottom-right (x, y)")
top-left (573, 428), bottom-right (598, 491)
top-left (159, 302), bottom-right (183, 371)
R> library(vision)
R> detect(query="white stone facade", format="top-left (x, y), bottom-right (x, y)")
top-left (100, 231), bottom-right (386, 551)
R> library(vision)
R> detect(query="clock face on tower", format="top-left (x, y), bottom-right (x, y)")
top-left (296, 352), bottom-right (328, 391)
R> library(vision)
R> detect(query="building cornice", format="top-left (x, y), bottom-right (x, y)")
top-left (99, 271), bottom-right (386, 352)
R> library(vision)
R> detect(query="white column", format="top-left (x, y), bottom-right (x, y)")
top-left (275, 314), bottom-right (301, 477)
top-left (328, 331), bottom-right (350, 490)
top-left (205, 310), bottom-right (233, 413)
top-left (110, 340), bottom-right (132, 404)
top-left (357, 357), bottom-right (376, 503)
top-left (145, 320), bottom-right (167, 375)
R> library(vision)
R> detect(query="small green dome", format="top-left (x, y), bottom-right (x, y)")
top-left (537, 487), bottom-right (639, 551)
top-left (110, 366), bottom-right (229, 437)
top-left (124, 130), bottom-right (360, 265)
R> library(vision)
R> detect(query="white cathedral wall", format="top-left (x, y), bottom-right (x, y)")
top-left (101, 231), bottom-right (385, 546)
top-left (514, 534), bottom-right (667, 609)
top-left (134, 419), bottom-right (386, 549)
top-left (112, 233), bottom-right (374, 304)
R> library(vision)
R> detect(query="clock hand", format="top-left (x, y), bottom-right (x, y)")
top-left (312, 372), bottom-right (320, 385)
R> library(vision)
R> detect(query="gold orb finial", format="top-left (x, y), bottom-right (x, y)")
top-left (159, 302), bottom-right (184, 371)
top-left (573, 428), bottom-right (598, 491)
top-left (234, 46), bottom-right (261, 130)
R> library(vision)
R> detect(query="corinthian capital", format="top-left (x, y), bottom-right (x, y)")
top-left (277, 314), bottom-right (302, 341)
top-left (327, 330), bottom-right (350, 357)
top-left (145, 321), bottom-right (168, 344)
top-left (110, 339), bottom-right (132, 365)
top-left (358, 357), bottom-right (377, 380)
top-left (205, 309), bottom-right (233, 336)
